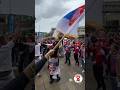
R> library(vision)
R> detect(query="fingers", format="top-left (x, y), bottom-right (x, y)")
top-left (45, 49), bottom-right (55, 59)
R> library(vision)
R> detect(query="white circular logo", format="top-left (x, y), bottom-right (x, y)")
top-left (74, 74), bottom-right (83, 83)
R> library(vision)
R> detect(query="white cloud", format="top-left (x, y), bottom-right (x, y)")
top-left (35, 0), bottom-right (67, 20)
top-left (35, 0), bottom-right (85, 32)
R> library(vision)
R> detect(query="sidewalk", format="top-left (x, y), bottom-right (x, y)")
top-left (35, 56), bottom-right (85, 90)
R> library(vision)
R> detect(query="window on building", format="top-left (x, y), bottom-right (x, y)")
top-left (0, 17), bottom-right (5, 23)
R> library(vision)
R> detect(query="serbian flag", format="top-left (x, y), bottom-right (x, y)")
top-left (56, 5), bottom-right (85, 37)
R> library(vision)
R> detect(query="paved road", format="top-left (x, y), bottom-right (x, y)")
top-left (35, 55), bottom-right (85, 90)
top-left (35, 55), bottom-right (112, 90)
top-left (85, 58), bottom-right (112, 90)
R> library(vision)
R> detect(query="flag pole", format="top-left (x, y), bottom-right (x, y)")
top-left (51, 7), bottom-right (84, 50)
top-left (53, 33), bottom-right (65, 50)
top-left (53, 16), bottom-right (82, 50)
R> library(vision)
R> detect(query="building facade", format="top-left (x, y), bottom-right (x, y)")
top-left (0, 0), bottom-right (34, 35)
top-left (77, 26), bottom-right (85, 38)
top-left (103, 1), bottom-right (120, 32)
top-left (0, 14), bottom-right (34, 34)
top-left (35, 32), bottom-right (48, 42)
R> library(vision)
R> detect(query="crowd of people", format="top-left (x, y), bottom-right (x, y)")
top-left (63, 39), bottom-right (85, 68)
top-left (1, 26), bottom-right (120, 90)
top-left (35, 37), bottom-right (85, 84)
top-left (0, 32), bottom-right (35, 89)
top-left (86, 25), bottom-right (120, 90)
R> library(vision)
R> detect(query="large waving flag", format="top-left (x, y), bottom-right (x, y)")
top-left (55, 5), bottom-right (85, 37)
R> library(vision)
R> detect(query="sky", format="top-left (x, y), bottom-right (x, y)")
top-left (35, 0), bottom-right (85, 32)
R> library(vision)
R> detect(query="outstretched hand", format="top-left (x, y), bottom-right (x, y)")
top-left (45, 49), bottom-right (55, 59)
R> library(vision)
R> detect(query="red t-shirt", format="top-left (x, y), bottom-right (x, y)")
top-left (95, 49), bottom-right (104, 64)
top-left (74, 46), bottom-right (80, 54)
top-left (65, 46), bottom-right (71, 53)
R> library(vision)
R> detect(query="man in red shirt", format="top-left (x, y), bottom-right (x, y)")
top-left (91, 41), bottom-right (106, 90)
top-left (64, 43), bottom-right (71, 65)
top-left (73, 44), bottom-right (80, 66)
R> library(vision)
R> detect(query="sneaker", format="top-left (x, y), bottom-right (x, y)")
top-left (65, 61), bottom-right (67, 64)
top-left (81, 65), bottom-right (82, 67)
top-left (56, 77), bottom-right (61, 82)
top-left (49, 79), bottom-right (54, 84)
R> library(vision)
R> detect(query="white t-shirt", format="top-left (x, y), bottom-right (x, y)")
top-left (0, 41), bottom-right (14, 72)
top-left (35, 44), bottom-right (40, 57)
top-left (80, 47), bottom-right (85, 59)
